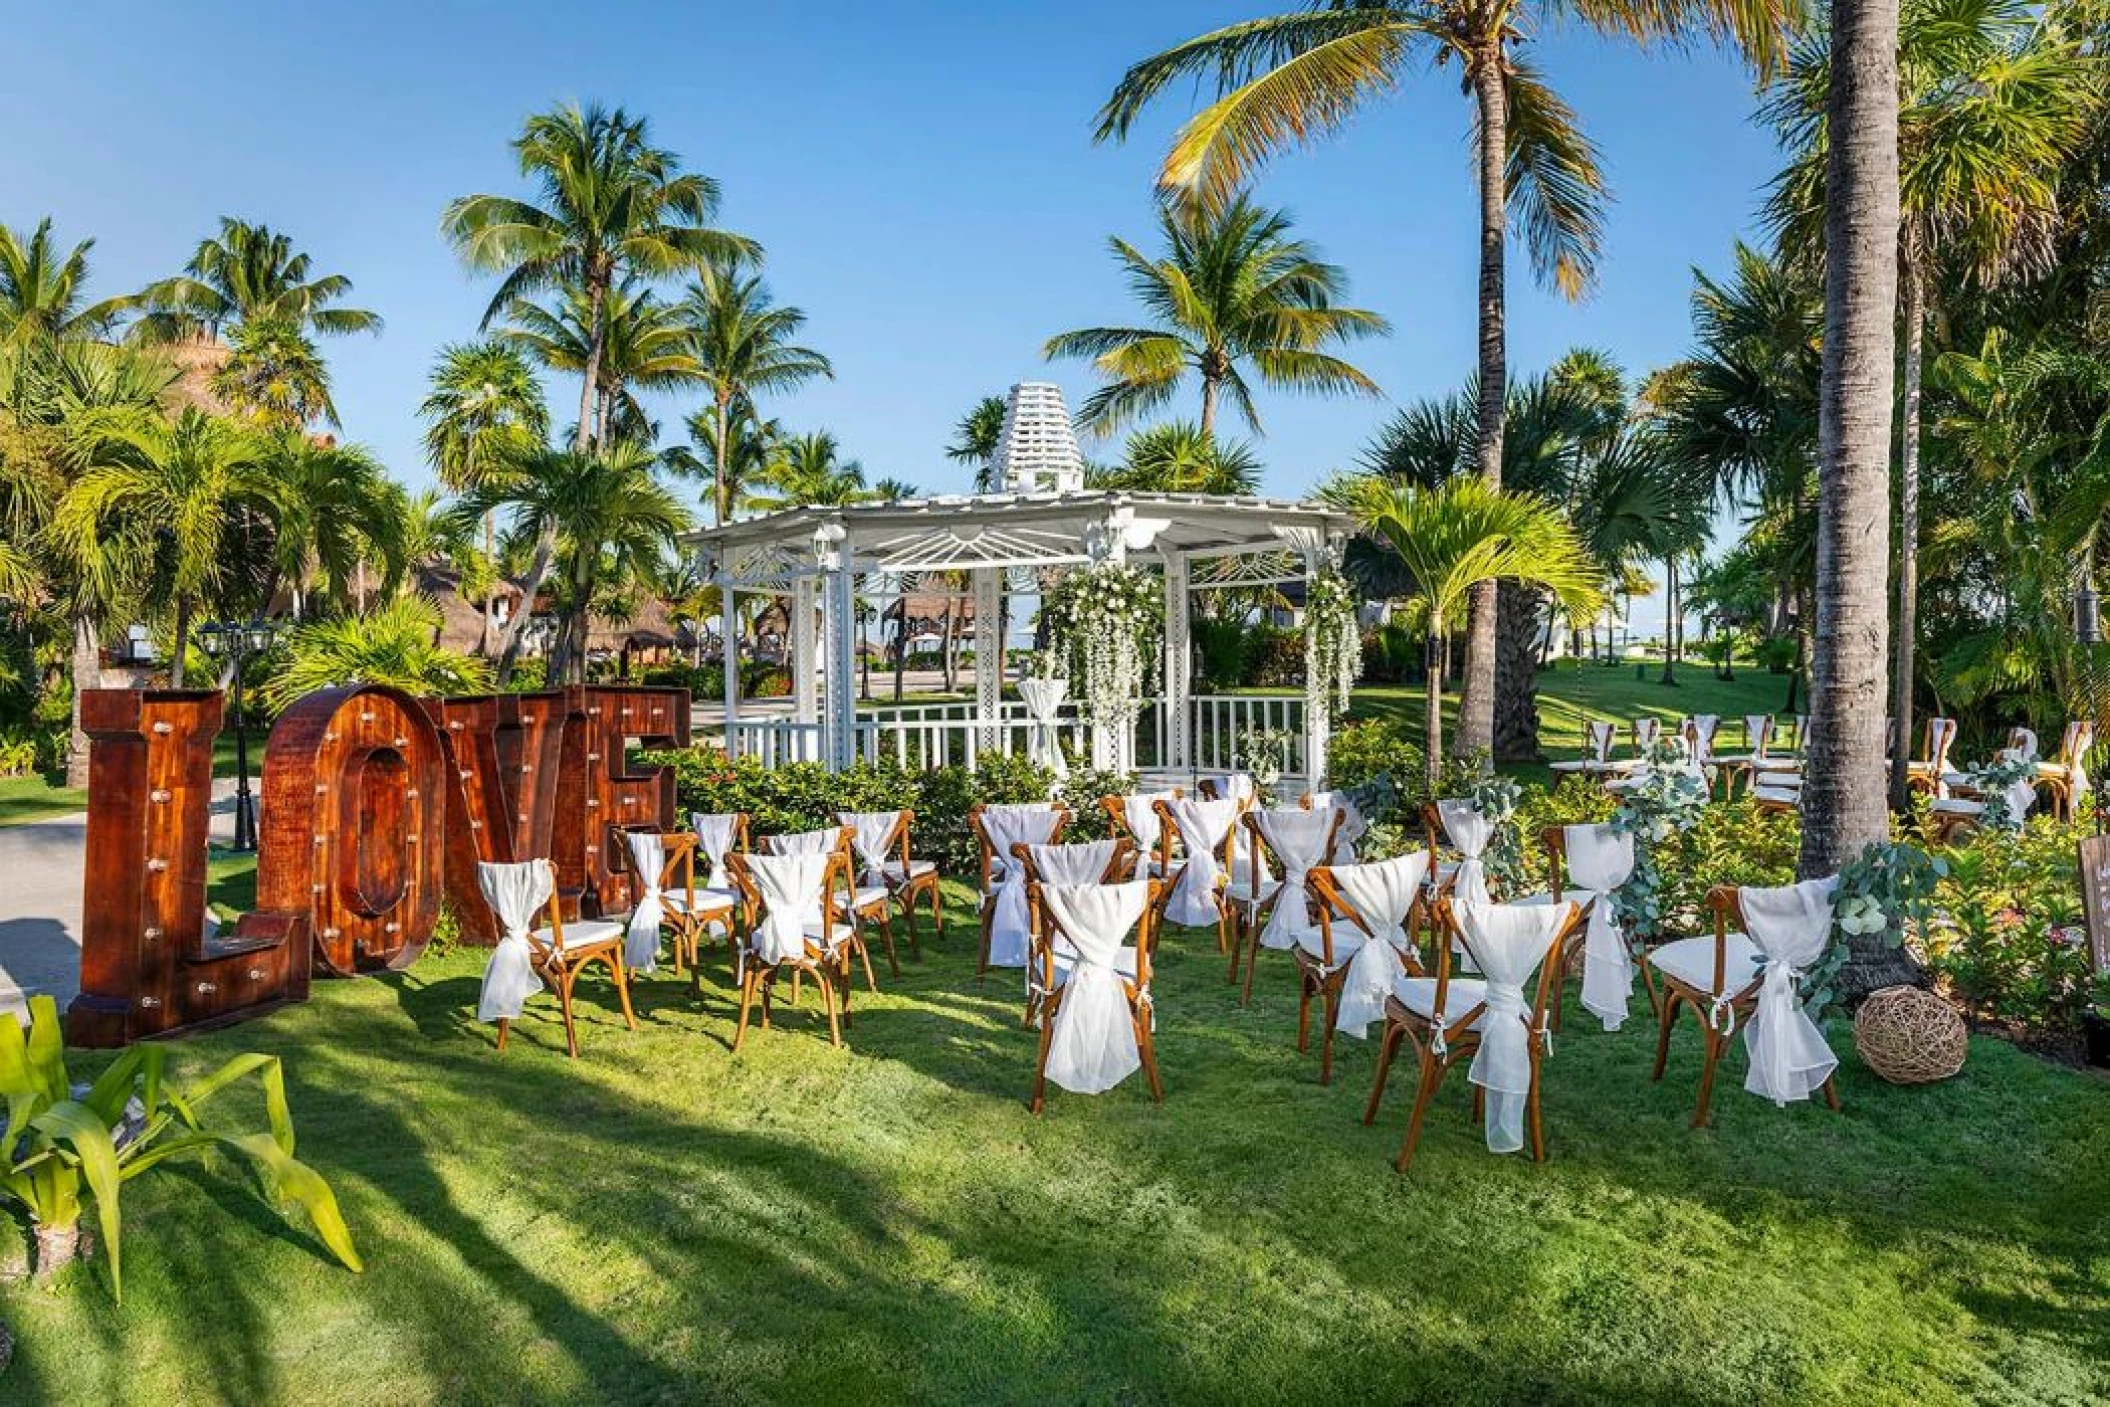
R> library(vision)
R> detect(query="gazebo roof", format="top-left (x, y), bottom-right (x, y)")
top-left (686, 489), bottom-right (1357, 591)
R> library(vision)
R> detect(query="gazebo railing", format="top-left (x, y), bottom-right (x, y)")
top-left (1185, 694), bottom-right (1305, 776)
top-left (728, 718), bottom-right (826, 766)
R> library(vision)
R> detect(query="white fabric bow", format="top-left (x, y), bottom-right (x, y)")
top-left (1744, 714), bottom-right (1772, 757)
top-left (1436, 799), bottom-right (1493, 910)
top-left (1305, 790), bottom-right (1367, 864)
top-left (1456, 899), bottom-right (1570, 1154)
top-left (1122, 791), bottom-right (1174, 861)
top-left (1018, 677), bottom-right (1070, 779)
top-left (1164, 797), bottom-right (1241, 928)
top-left (1329, 851), bottom-right (1433, 1038)
top-left (982, 804), bottom-right (1060, 967)
top-left (1586, 720), bottom-right (1615, 763)
top-left (1252, 808), bottom-right (1334, 951)
top-left (690, 811), bottom-right (739, 890)
top-left (1564, 824), bottom-right (1637, 1031)
top-left (476, 860), bottom-right (553, 1022)
top-left (623, 830), bottom-right (666, 973)
top-left (1738, 877), bottom-right (1841, 1106)
top-left (746, 849), bottom-right (831, 966)
top-left (1039, 880), bottom-right (1152, 1094)
top-left (839, 810), bottom-right (903, 887)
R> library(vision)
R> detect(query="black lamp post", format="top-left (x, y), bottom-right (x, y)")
top-left (199, 617), bottom-right (275, 852)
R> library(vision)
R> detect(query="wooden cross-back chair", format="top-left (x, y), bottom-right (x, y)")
top-left (724, 848), bottom-right (858, 1049)
top-left (2040, 721), bottom-right (2095, 821)
top-left (1535, 824), bottom-right (1660, 1033)
top-left (1904, 717), bottom-right (1959, 796)
top-left (1153, 795), bottom-right (1245, 953)
top-left (1227, 806), bottom-right (1344, 1006)
top-left (759, 826), bottom-right (886, 990)
top-left (1026, 876), bottom-right (1167, 1114)
top-left (970, 802), bottom-right (1070, 977)
top-left (1361, 895), bottom-right (1584, 1172)
top-left (1643, 884), bottom-right (1842, 1127)
top-left (1298, 859), bottom-right (1429, 1086)
top-left (613, 827), bottom-right (735, 985)
top-left (841, 807), bottom-right (942, 948)
top-left (1100, 788), bottom-right (1182, 881)
top-left (1013, 838), bottom-right (1136, 1026)
top-left (479, 858), bottom-right (639, 1059)
top-left (688, 810), bottom-right (753, 957)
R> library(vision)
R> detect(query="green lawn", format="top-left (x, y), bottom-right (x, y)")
top-left (0, 775), bottom-right (87, 828)
top-left (4, 884), bottom-right (2105, 1404)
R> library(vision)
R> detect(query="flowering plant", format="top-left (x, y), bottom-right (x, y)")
top-left (1234, 726), bottom-right (1295, 802)
top-left (1303, 568), bottom-right (1362, 723)
top-left (1040, 563), bottom-right (1159, 729)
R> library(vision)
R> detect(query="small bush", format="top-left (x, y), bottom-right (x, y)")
top-left (1924, 817), bottom-right (2092, 1030)
top-left (1055, 767), bottom-right (1135, 841)
top-left (1329, 718), bottom-right (1424, 793)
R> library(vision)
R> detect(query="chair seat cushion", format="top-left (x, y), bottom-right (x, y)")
top-left (881, 860), bottom-right (937, 882)
top-left (1393, 975), bottom-right (1488, 1028)
top-left (532, 918), bottom-right (622, 951)
top-left (800, 920), bottom-right (857, 951)
top-left (852, 885), bottom-right (890, 912)
top-left (1224, 877), bottom-right (1281, 909)
top-left (664, 889), bottom-right (735, 917)
top-left (1930, 797), bottom-right (1983, 817)
top-left (1646, 932), bottom-right (1762, 998)
top-left (1548, 759), bottom-right (1613, 774)
top-left (1051, 946), bottom-right (1139, 986)
top-left (1294, 924), bottom-right (1398, 968)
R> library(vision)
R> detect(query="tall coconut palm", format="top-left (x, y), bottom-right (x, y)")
top-left (1095, 0), bottom-right (1798, 761)
top-left (208, 316), bottom-right (338, 430)
top-left (0, 219), bottom-right (130, 351)
top-left (132, 217), bottom-right (381, 344)
top-left (680, 251), bottom-right (833, 524)
top-left (1330, 475), bottom-right (1601, 781)
top-left (744, 431), bottom-right (872, 512)
top-left (54, 408), bottom-right (268, 687)
top-left (1089, 420), bottom-right (1264, 494)
top-left (664, 401), bottom-right (782, 522)
top-left (251, 432), bottom-right (409, 617)
top-left (1803, 0), bottom-right (1904, 993)
top-left (1045, 195), bottom-right (1388, 438)
top-left (420, 339), bottom-right (549, 652)
top-left (946, 395), bottom-right (1008, 491)
top-left (501, 277), bottom-right (699, 446)
top-left (452, 441), bottom-right (692, 685)
top-left (1767, 0), bottom-right (2099, 810)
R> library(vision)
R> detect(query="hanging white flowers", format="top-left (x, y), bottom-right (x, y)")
top-left (1304, 568), bottom-right (1362, 724)
top-left (1040, 563), bottom-right (1160, 729)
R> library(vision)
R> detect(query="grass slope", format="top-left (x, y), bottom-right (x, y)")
top-left (4, 888), bottom-right (2105, 1405)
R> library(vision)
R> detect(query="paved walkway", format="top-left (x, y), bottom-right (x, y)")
top-left (1, 781), bottom-right (240, 1024)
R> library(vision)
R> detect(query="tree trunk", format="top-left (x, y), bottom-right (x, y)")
top-left (1660, 557), bottom-right (1679, 685)
top-left (169, 594), bottom-right (192, 688)
top-left (714, 390), bottom-right (733, 526)
top-left (1493, 581), bottom-right (1544, 762)
top-left (576, 276), bottom-right (605, 455)
top-left (31, 1221), bottom-right (80, 1285)
top-left (1457, 45), bottom-right (1510, 766)
top-left (1889, 257), bottom-right (1927, 813)
top-left (1805, 0), bottom-right (1918, 998)
top-left (478, 508), bottom-right (496, 656)
top-left (1424, 631), bottom-right (1444, 788)
top-left (1200, 375), bottom-right (1219, 441)
top-left (65, 612), bottom-right (100, 788)
top-left (491, 526), bottom-right (557, 686)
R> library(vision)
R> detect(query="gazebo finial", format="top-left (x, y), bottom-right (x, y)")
top-left (992, 381), bottom-right (1084, 494)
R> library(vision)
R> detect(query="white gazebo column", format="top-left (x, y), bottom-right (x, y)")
top-left (791, 575), bottom-right (819, 733)
top-left (720, 585), bottom-right (741, 760)
top-left (1301, 541), bottom-right (1333, 787)
top-left (1161, 551), bottom-right (1191, 773)
top-left (813, 523), bottom-right (858, 770)
top-left (973, 566), bottom-right (1004, 751)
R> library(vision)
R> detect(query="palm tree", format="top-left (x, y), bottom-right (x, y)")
top-left (744, 431), bottom-right (871, 511)
top-left (445, 102), bottom-right (756, 457)
top-left (1045, 195), bottom-right (1387, 439)
top-left (1095, 0), bottom-right (1797, 761)
top-left (209, 316), bottom-right (337, 430)
top-left (132, 217), bottom-right (381, 344)
top-left (680, 251), bottom-right (832, 524)
top-left (946, 395), bottom-right (1008, 491)
top-left (1803, 0), bottom-right (1904, 991)
top-left (1089, 420), bottom-right (1263, 494)
top-left (1331, 475), bottom-right (1601, 782)
top-left (501, 277), bottom-right (699, 446)
top-left (452, 442), bottom-right (692, 685)
top-left (1767, 0), bottom-right (2099, 810)
top-left (664, 402), bottom-right (782, 522)
top-left (260, 596), bottom-right (491, 712)
top-left (55, 408), bottom-right (268, 687)
top-left (420, 340), bottom-right (549, 652)
top-left (0, 219), bottom-right (130, 351)
top-left (251, 432), bottom-right (409, 617)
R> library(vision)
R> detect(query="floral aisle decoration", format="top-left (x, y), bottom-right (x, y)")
top-left (1608, 740), bottom-right (1711, 941)
top-left (1963, 752), bottom-right (2039, 831)
top-left (1039, 563), bottom-right (1160, 731)
top-left (1233, 726), bottom-right (1295, 803)
top-left (1303, 568), bottom-right (1362, 724)
top-left (1804, 841), bottom-right (1945, 1018)
top-left (1464, 772), bottom-right (1527, 895)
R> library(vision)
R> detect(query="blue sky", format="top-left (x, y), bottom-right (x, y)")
top-left (3, 2), bottom-right (1783, 506)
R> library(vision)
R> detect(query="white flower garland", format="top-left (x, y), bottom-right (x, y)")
top-left (1042, 563), bottom-right (1159, 728)
top-left (1304, 569), bottom-right (1362, 723)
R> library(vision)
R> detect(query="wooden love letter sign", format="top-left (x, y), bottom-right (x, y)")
top-left (258, 683), bottom-right (446, 975)
top-left (426, 691), bottom-right (568, 945)
top-left (553, 685), bottom-right (691, 916)
top-left (67, 690), bottom-right (312, 1047)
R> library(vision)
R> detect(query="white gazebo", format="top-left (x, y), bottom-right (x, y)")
top-left (686, 383), bottom-right (1358, 788)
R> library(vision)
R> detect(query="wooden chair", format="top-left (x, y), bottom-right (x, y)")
top-left (1536, 824), bottom-right (1656, 1032)
top-left (2038, 721), bottom-right (2095, 821)
top-left (1298, 851), bottom-right (1433, 1085)
top-left (1101, 788), bottom-right (1182, 881)
top-left (474, 858), bottom-right (638, 1059)
top-left (1548, 720), bottom-right (1619, 778)
top-left (689, 810), bottom-right (752, 962)
top-left (841, 807), bottom-right (941, 948)
top-left (1643, 884), bottom-right (1842, 1127)
top-left (616, 827), bottom-right (734, 983)
top-left (1229, 806), bottom-right (1342, 1005)
top-left (760, 826), bottom-right (887, 990)
top-left (970, 802), bottom-right (1068, 978)
top-left (726, 849), bottom-right (858, 1049)
top-left (1027, 877), bottom-right (1166, 1114)
top-left (1015, 838), bottom-right (1133, 1025)
top-left (1904, 717), bottom-right (1959, 797)
top-left (1154, 795), bottom-right (1245, 953)
top-left (1362, 896), bottom-right (1583, 1172)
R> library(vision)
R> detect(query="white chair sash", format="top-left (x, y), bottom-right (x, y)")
top-left (1564, 824), bottom-right (1637, 1031)
top-left (982, 804), bottom-right (1060, 967)
top-left (2066, 721), bottom-right (2095, 802)
top-left (1586, 720), bottom-right (1615, 763)
top-left (1436, 798), bottom-right (1493, 909)
top-left (839, 810), bottom-right (904, 886)
top-left (771, 827), bottom-right (839, 856)
top-left (746, 850), bottom-right (831, 966)
top-left (1744, 714), bottom-right (1773, 758)
top-left (1165, 797), bottom-right (1241, 927)
top-left (1039, 880), bottom-right (1152, 1094)
top-left (1455, 899), bottom-right (1571, 1154)
top-left (1738, 877), bottom-right (1841, 1106)
top-left (690, 812), bottom-right (739, 889)
top-left (1306, 790), bottom-right (1367, 864)
top-left (1330, 851), bottom-right (1434, 1038)
top-left (1122, 791), bottom-right (1175, 857)
top-left (1253, 808), bottom-right (1335, 950)
top-left (623, 831), bottom-right (666, 973)
top-left (1026, 839), bottom-right (1117, 886)
top-left (2008, 726), bottom-right (2039, 760)
top-left (1018, 677), bottom-right (1070, 779)
top-left (476, 860), bottom-right (553, 1022)
top-left (1684, 714), bottom-right (1720, 761)
top-left (1632, 717), bottom-right (1661, 752)
top-left (1204, 772), bottom-right (1255, 802)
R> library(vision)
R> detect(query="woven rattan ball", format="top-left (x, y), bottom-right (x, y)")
top-left (1853, 986), bottom-right (1967, 1084)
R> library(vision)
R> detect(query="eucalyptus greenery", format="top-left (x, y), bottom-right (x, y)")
top-left (1806, 841), bottom-right (1946, 1017)
top-left (1608, 742), bottom-right (1711, 939)
top-left (1464, 771), bottom-right (1527, 895)
top-left (1963, 752), bottom-right (2038, 831)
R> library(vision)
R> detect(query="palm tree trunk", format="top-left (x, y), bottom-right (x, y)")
top-left (714, 390), bottom-right (733, 526)
top-left (1660, 557), bottom-right (1678, 685)
top-left (65, 612), bottom-right (100, 789)
top-left (1200, 375), bottom-right (1219, 441)
top-left (479, 509), bottom-right (496, 656)
top-left (1424, 631), bottom-right (1444, 787)
top-left (1805, 0), bottom-right (1917, 1000)
top-left (576, 277), bottom-right (606, 455)
top-left (1457, 44), bottom-right (1510, 767)
top-left (492, 529), bottom-right (557, 686)
top-left (1889, 257), bottom-right (1927, 813)
top-left (169, 594), bottom-right (192, 689)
